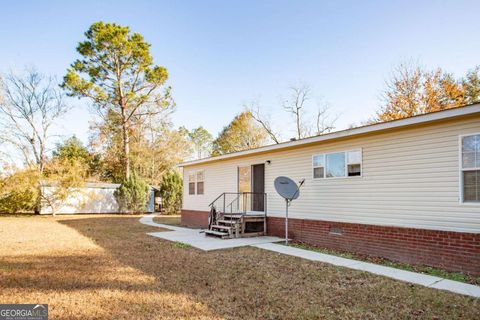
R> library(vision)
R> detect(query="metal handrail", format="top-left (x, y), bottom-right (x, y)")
top-left (225, 194), bottom-right (241, 213)
top-left (208, 192), bottom-right (268, 234)
top-left (208, 193), bottom-right (225, 207)
top-left (209, 192), bottom-right (266, 213)
top-left (209, 192), bottom-right (266, 207)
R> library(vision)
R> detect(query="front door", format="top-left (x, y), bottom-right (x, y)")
top-left (251, 164), bottom-right (265, 211)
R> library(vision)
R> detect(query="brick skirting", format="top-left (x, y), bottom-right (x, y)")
top-left (267, 217), bottom-right (480, 275)
top-left (181, 209), bottom-right (209, 228)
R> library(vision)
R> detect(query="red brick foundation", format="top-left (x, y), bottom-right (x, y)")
top-left (267, 217), bottom-right (480, 275)
top-left (181, 209), bottom-right (209, 228)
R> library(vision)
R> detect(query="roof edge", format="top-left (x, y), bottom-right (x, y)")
top-left (179, 104), bottom-right (480, 167)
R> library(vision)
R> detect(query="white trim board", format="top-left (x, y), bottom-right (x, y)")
top-left (179, 104), bottom-right (480, 167)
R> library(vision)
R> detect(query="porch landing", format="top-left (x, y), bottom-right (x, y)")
top-left (140, 214), bottom-right (281, 251)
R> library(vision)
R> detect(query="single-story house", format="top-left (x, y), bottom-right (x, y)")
top-left (40, 182), bottom-right (158, 214)
top-left (178, 104), bottom-right (480, 274)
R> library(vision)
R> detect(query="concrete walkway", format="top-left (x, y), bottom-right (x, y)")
top-left (140, 214), bottom-right (282, 251)
top-left (252, 243), bottom-right (480, 298)
top-left (140, 214), bottom-right (480, 298)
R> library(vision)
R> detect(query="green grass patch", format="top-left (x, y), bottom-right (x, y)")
top-left (174, 241), bottom-right (191, 249)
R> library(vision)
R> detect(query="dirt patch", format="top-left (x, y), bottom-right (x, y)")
top-left (0, 215), bottom-right (479, 319)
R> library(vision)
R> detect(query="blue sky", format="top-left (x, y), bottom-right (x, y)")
top-left (1, 0), bottom-right (480, 144)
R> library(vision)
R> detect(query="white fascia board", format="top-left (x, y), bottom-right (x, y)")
top-left (179, 104), bottom-right (480, 167)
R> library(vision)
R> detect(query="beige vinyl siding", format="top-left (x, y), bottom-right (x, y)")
top-left (183, 115), bottom-right (480, 233)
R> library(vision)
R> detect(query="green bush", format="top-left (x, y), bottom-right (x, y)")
top-left (159, 171), bottom-right (182, 214)
top-left (0, 168), bottom-right (40, 214)
top-left (114, 172), bottom-right (149, 213)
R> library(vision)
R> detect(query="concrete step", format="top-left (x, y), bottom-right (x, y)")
top-left (205, 229), bottom-right (229, 238)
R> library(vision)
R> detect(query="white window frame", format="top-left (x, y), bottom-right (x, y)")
top-left (312, 149), bottom-right (363, 180)
top-left (188, 171), bottom-right (196, 195)
top-left (196, 170), bottom-right (205, 195)
top-left (459, 133), bottom-right (480, 205)
top-left (346, 149), bottom-right (363, 177)
top-left (312, 155), bottom-right (325, 179)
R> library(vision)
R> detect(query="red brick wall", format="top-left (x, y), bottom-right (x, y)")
top-left (181, 209), bottom-right (209, 228)
top-left (267, 217), bottom-right (480, 275)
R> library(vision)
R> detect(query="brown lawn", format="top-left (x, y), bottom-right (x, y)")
top-left (153, 214), bottom-right (183, 227)
top-left (0, 215), bottom-right (479, 320)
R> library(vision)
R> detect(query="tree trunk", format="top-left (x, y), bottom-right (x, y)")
top-left (123, 125), bottom-right (130, 179)
top-left (296, 112), bottom-right (301, 140)
top-left (121, 106), bottom-right (131, 179)
top-left (121, 98), bottom-right (130, 179)
top-left (35, 163), bottom-right (43, 215)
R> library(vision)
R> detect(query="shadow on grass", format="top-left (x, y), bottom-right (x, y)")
top-left (23, 216), bottom-right (475, 319)
top-left (1, 254), bottom-right (156, 290)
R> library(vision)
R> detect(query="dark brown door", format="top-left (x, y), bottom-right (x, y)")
top-left (252, 164), bottom-right (265, 211)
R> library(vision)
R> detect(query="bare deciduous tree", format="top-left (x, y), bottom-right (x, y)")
top-left (0, 69), bottom-right (83, 215)
top-left (315, 104), bottom-right (338, 135)
top-left (283, 85), bottom-right (311, 140)
top-left (247, 84), bottom-right (337, 143)
top-left (246, 100), bottom-right (281, 144)
top-left (0, 69), bottom-right (70, 173)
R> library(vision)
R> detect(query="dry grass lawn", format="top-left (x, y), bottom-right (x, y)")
top-left (0, 215), bottom-right (479, 319)
top-left (153, 214), bottom-right (183, 226)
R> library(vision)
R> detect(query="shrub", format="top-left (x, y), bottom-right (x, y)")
top-left (159, 171), bottom-right (182, 214)
top-left (114, 172), bottom-right (149, 213)
top-left (41, 158), bottom-right (87, 215)
top-left (0, 168), bottom-right (40, 214)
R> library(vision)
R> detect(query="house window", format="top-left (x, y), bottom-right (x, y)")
top-left (188, 172), bottom-right (195, 195)
top-left (347, 150), bottom-right (362, 176)
top-left (326, 152), bottom-right (345, 177)
top-left (313, 150), bottom-right (362, 179)
top-left (312, 155), bottom-right (324, 178)
top-left (461, 134), bottom-right (480, 203)
top-left (196, 170), bottom-right (205, 195)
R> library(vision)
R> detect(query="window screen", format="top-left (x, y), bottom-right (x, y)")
top-left (461, 135), bottom-right (480, 202)
top-left (188, 172), bottom-right (195, 195)
top-left (196, 170), bottom-right (205, 195)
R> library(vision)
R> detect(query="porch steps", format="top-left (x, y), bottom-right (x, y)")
top-left (206, 217), bottom-right (242, 238)
top-left (206, 192), bottom-right (267, 239)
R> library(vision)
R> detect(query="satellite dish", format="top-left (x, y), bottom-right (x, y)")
top-left (274, 176), bottom-right (305, 245)
top-left (274, 176), bottom-right (300, 200)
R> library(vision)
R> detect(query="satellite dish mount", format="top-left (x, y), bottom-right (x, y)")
top-left (274, 176), bottom-right (305, 245)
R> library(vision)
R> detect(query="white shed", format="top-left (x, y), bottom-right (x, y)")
top-left (40, 182), bottom-right (157, 214)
